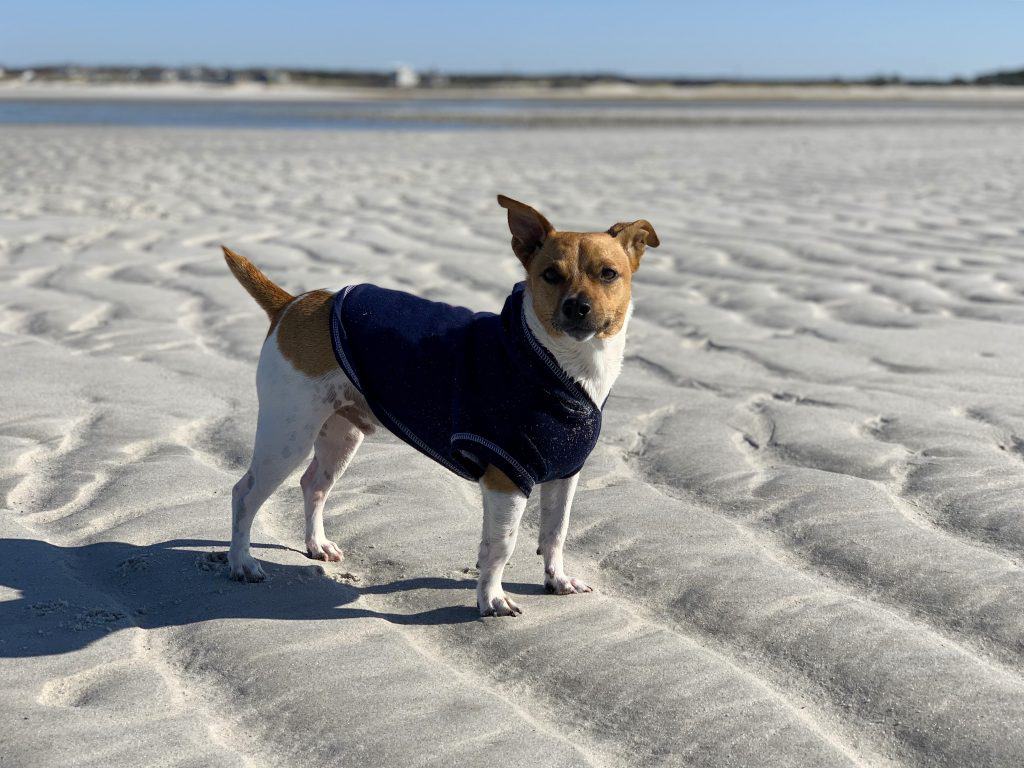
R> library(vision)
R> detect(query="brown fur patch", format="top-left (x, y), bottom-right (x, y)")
top-left (481, 464), bottom-right (520, 493)
top-left (275, 290), bottom-right (339, 378)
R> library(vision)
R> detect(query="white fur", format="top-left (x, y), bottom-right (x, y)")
top-left (477, 488), bottom-right (528, 616)
top-left (230, 286), bottom-right (627, 616)
top-left (538, 473), bottom-right (591, 595)
top-left (523, 285), bottom-right (631, 405)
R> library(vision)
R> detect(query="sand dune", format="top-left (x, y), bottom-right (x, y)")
top-left (3, 116), bottom-right (1024, 767)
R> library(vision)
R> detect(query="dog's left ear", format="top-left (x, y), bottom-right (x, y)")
top-left (608, 220), bottom-right (660, 272)
top-left (497, 194), bottom-right (555, 268)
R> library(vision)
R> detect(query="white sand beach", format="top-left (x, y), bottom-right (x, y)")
top-left (3, 110), bottom-right (1024, 767)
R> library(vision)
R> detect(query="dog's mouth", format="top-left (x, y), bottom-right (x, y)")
top-left (552, 316), bottom-right (610, 342)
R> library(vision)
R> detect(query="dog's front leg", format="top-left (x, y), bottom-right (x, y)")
top-left (477, 477), bottom-right (527, 617)
top-left (538, 474), bottom-right (593, 595)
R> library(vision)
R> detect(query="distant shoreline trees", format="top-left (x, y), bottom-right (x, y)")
top-left (2, 64), bottom-right (1023, 88)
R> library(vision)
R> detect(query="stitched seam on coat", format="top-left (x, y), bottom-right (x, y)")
top-left (451, 432), bottom-right (533, 487)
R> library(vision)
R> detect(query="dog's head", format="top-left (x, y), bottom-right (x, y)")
top-left (497, 194), bottom-right (659, 342)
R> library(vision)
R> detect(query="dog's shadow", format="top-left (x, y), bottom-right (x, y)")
top-left (0, 537), bottom-right (547, 658)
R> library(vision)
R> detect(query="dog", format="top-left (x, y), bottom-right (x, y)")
top-left (222, 195), bottom-right (658, 617)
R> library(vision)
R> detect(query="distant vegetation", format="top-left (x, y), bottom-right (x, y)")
top-left (1, 64), bottom-right (1022, 89)
top-left (975, 68), bottom-right (1024, 85)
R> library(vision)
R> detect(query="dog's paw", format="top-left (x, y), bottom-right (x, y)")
top-left (306, 538), bottom-right (344, 562)
top-left (478, 587), bottom-right (522, 617)
top-left (544, 572), bottom-right (593, 595)
top-left (228, 552), bottom-right (266, 583)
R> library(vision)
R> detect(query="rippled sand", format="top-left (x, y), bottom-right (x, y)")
top-left (3, 116), bottom-right (1024, 767)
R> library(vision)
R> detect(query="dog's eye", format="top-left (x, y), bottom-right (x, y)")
top-left (541, 267), bottom-right (564, 284)
top-left (600, 267), bottom-right (619, 282)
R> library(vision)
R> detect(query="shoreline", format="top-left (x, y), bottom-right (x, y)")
top-left (3, 80), bottom-right (1024, 104)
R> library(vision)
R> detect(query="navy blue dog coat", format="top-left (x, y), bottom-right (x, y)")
top-left (329, 282), bottom-right (602, 496)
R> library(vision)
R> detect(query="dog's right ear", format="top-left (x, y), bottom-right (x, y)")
top-left (497, 194), bottom-right (554, 268)
top-left (608, 219), bottom-right (659, 272)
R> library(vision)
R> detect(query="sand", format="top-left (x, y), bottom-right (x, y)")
top-left (2, 112), bottom-right (1024, 767)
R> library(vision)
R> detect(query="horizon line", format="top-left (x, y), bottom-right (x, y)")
top-left (4, 61), bottom-right (1022, 84)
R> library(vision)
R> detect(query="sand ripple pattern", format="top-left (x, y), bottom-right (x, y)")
top-left (3, 121), bottom-right (1024, 767)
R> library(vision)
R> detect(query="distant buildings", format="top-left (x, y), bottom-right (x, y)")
top-left (391, 65), bottom-right (419, 88)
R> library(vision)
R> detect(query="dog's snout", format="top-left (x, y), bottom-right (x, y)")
top-left (561, 296), bottom-right (592, 320)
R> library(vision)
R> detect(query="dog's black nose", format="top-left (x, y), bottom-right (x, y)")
top-left (561, 296), bottom-right (592, 320)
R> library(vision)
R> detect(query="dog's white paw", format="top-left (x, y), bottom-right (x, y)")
top-left (306, 538), bottom-right (344, 562)
top-left (478, 586), bottom-right (522, 617)
top-left (544, 572), bottom-right (593, 595)
top-left (228, 552), bottom-right (266, 583)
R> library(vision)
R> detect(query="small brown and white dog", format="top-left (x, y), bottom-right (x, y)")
top-left (222, 195), bottom-right (658, 616)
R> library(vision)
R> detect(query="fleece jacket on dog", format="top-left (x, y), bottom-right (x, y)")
top-left (329, 282), bottom-right (602, 496)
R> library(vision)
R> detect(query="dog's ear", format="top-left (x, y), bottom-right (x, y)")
top-left (497, 194), bottom-right (555, 268)
top-left (608, 220), bottom-right (659, 272)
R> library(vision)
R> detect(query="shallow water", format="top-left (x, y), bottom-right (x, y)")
top-left (2, 95), bottom-right (1023, 130)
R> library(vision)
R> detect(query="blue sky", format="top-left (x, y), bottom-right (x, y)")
top-left (4, 1), bottom-right (1024, 79)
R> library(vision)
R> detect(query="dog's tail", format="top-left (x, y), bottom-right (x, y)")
top-left (221, 246), bottom-right (294, 321)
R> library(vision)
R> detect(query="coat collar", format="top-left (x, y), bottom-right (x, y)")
top-left (502, 283), bottom-right (603, 412)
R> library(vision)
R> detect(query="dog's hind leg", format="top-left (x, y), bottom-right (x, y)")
top-left (300, 413), bottom-right (363, 561)
top-left (229, 405), bottom-right (321, 582)
top-left (228, 342), bottom-right (335, 582)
